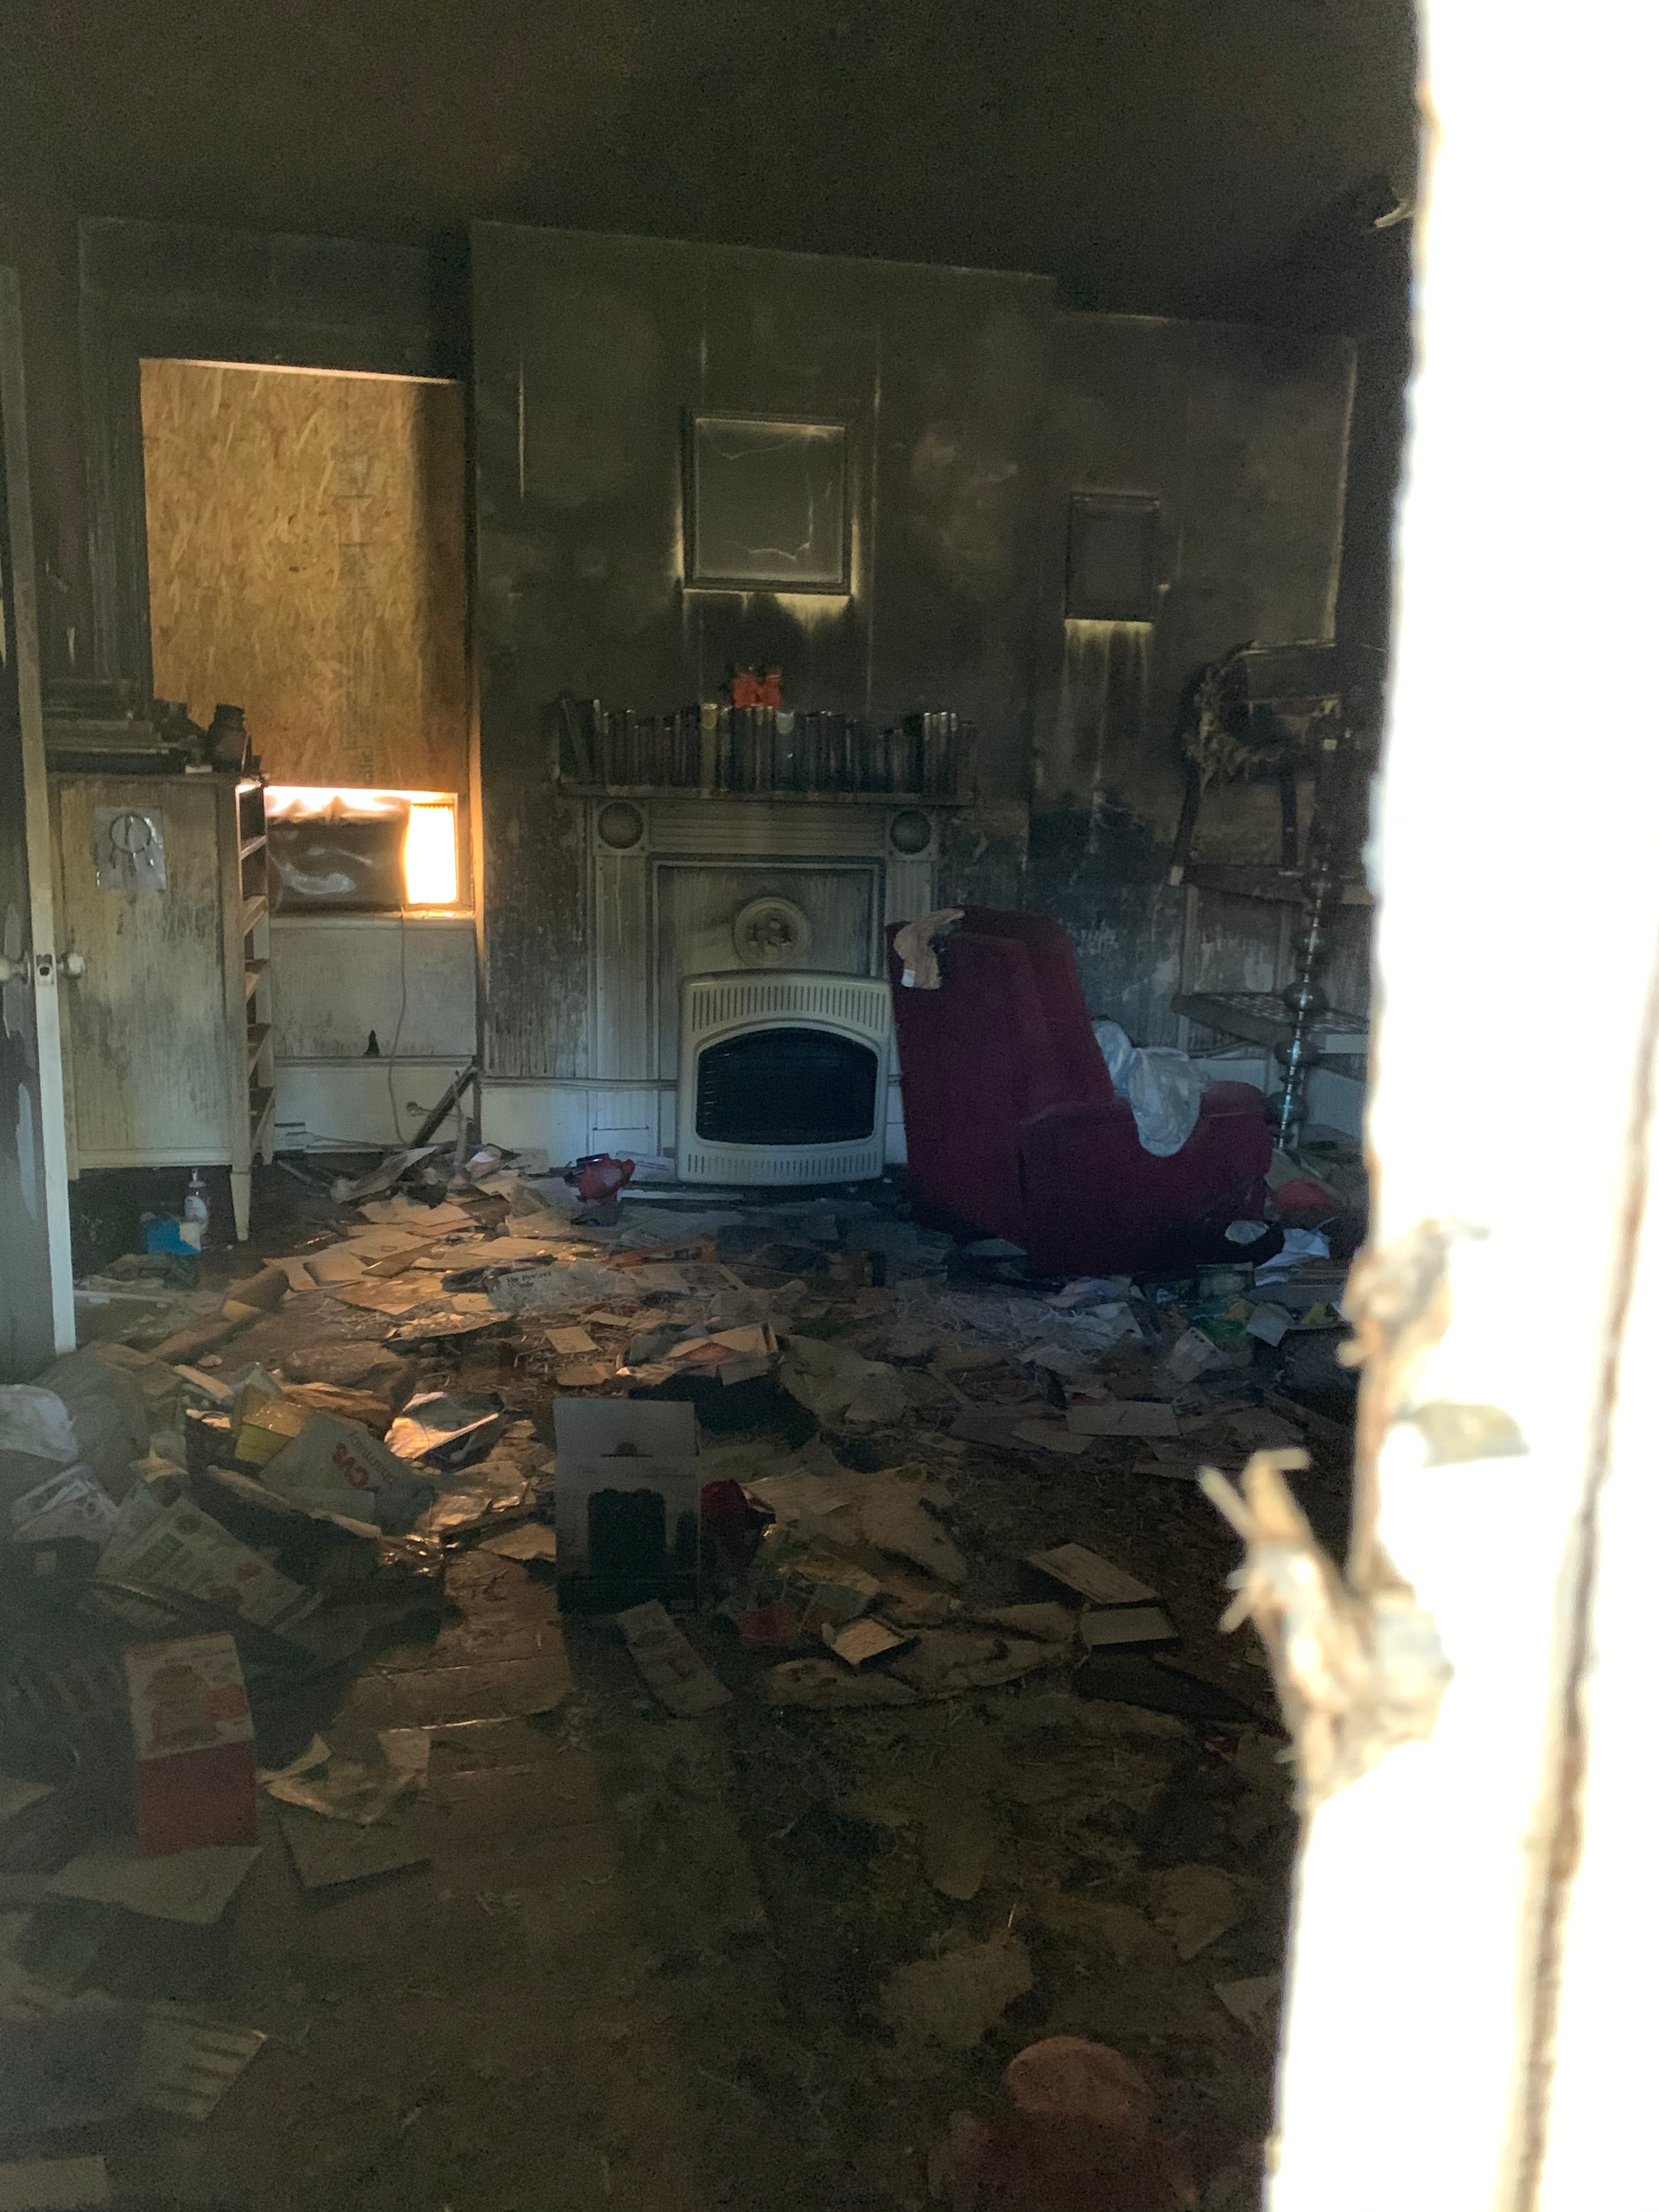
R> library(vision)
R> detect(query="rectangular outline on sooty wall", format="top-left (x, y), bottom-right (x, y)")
top-left (1065, 492), bottom-right (1162, 623)
top-left (683, 411), bottom-right (852, 594)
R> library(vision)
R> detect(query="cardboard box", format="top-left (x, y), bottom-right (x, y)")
top-left (553, 1401), bottom-right (699, 1613)
top-left (98, 1484), bottom-right (320, 1641)
top-left (257, 1413), bottom-right (435, 1533)
top-left (123, 1636), bottom-right (257, 1854)
top-left (231, 1393), bottom-right (308, 1468)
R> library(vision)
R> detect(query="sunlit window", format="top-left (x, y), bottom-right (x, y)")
top-left (404, 802), bottom-right (459, 906)
top-left (265, 787), bottom-right (461, 912)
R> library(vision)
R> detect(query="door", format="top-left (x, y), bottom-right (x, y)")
top-left (52, 774), bottom-right (231, 1166)
top-left (0, 267), bottom-right (74, 1375)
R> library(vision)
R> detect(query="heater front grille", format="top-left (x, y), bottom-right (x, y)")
top-left (677, 969), bottom-right (891, 1186)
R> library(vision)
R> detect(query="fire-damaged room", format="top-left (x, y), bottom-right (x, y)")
top-left (8, 7), bottom-right (1640, 2210)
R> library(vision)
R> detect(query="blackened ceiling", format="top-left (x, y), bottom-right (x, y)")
top-left (1, 0), bottom-right (1416, 318)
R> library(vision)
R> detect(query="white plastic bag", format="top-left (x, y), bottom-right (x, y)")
top-left (0, 1386), bottom-right (79, 1467)
top-left (1092, 1020), bottom-right (1205, 1158)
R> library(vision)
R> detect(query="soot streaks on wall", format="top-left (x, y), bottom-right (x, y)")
top-left (472, 221), bottom-right (1052, 1081)
top-left (1028, 310), bottom-right (1355, 1039)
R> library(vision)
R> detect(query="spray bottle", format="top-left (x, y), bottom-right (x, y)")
top-left (182, 1168), bottom-right (210, 1249)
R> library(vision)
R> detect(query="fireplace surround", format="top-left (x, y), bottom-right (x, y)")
top-left (574, 792), bottom-right (940, 1174)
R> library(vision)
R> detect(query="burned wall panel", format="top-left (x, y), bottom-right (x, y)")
top-left (471, 221), bottom-right (1052, 1080)
top-left (1027, 311), bottom-right (1356, 1043)
top-left (79, 219), bottom-right (464, 702)
top-left (141, 359), bottom-right (468, 796)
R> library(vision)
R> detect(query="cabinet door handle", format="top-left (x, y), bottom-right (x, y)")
top-left (58, 952), bottom-right (86, 979)
top-left (0, 956), bottom-right (29, 986)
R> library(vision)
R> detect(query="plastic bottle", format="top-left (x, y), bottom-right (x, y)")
top-left (182, 1168), bottom-right (210, 1249)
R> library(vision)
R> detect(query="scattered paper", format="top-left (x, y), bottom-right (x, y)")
top-left (711, 1322), bottom-right (774, 1356)
top-left (976, 1602), bottom-right (1076, 1643)
top-left (384, 1307), bottom-right (505, 1349)
top-left (615, 1601), bottom-right (730, 1715)
top-left (824, 1618), bottom-right (911, 1668)
top-left (1046, 1275), bottom-right (1133, 1309)
top-left (1214, 1974), bottom-right (1282, 2035)
top-left (719, 1352), bottom-right (772, 1385)
top-left (1255, 1228), bottom-right (1331, 1279)
top-left (1166, 1325), bottom-right (1226, 1383)
top-left (879, 1933), bottom-right (1032, 2049)
top-left (1065, 1399), bottom-right (1179, 1439)
top-left (171, 1363), bottom-right (235, 1407)
top-left (1020, 1340), bottom-right (1093, 1380)
top-left (890, 1630), bottom-right (1058, 1695)
top-left (359, 1196), bottom-right (472, 1228)
top-left (277, 1803), bottom-right (431, 1889)
top-left (1224, 1408), bottom-right (1306, 1450)
top-left (950, 1409), bottom-right (1035, 1450)
top-left (0, 1777), bottom-right (53, 1827)
top-left (1027, 1542), bottom-right (1158, 1607)
top-left (48, 1840), bottom-right (260, 1926)
top-left (336, 1225), bottom-right (435, 1261)
top-left (1244, 1303), bottom-right (1291, 1347)
top-left (767, 1656), bottom-right (917, 1708)
top-left (747, 1471), bottom-right (855, 1536)
top-left (1010, 1419), bottom-right (1093, 1454)
top-left (1079, 1605), bottom-right (1178, 1648)
top-left (302, 1244), bottom-right (369, 1285)
top-left (668, 1335), bottom-right (725, 1365)
top-left (543, 1324), bottom-right (597, 1356)
top-left (1147, 1865), bottom-right (1244, 1958)
top-left (384, 1392), bottom-right (507, 1468)
top-left (0, 2157), bottom-right (111, 2210)
top-left (330, 1276), bottom-right (443, 1317)
top-left (478, 1522), bottom-right (559, 1561)
top-left (134, 2007), bottom-right (265, 2120)
top-left (780, 1337), bottom-right (906, 1428)
top-left (859, 1473), bottom-right (968, 1585)
top-left (8, 1468), bottom-right (118, 1544)
top-left (262, 1730), bottom-right (429, 1827)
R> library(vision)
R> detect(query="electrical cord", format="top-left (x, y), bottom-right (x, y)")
top-left (386, 898), bottom-right (410, 1142)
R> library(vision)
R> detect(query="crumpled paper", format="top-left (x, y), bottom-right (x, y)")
top-left (259, 1729), bottom-right (430, 1826)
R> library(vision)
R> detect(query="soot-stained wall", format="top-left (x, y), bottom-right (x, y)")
top-left (16, 209), bottom-right (1363, 1080)
top-left (471, 220), bottom-right (1054, 1080)
top-left (1027, 311), bottom-right (1356, 1042)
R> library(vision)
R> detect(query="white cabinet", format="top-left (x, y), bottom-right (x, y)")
top-left (50, 771), bottom-right (275, 1237)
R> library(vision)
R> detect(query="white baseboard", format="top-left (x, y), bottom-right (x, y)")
top-left (274, 1060), bottom-right (470, 1151)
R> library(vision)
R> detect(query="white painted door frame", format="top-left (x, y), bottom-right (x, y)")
top-left (0, 266), bottom-right (75, 1368)
top-left (1264, 8), bottom-right (1656, 2207)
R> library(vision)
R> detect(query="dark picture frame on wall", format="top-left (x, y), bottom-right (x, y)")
top-left (1065, 491), bottom-right (1162, 623)
top-left (683, 411), bottom-right (851, 594)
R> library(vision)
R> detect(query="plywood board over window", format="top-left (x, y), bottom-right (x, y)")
top-left (139, 358), bottom-right (468, 831)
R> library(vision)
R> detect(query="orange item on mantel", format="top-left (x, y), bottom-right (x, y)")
top-left (729, 666), bottom-right (783, 709)
top-left (124, 1634), bottom-right (258, 1855)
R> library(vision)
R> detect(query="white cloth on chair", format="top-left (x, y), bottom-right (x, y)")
top-left (1091, 1019), bottom-right (1205, 1157)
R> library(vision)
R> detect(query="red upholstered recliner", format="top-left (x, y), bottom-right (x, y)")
top-left (886, 908), bottom-right (1270, 1276)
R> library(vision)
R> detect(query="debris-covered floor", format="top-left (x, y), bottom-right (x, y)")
top-left (1, 1147), bottom-right (1362, 2209)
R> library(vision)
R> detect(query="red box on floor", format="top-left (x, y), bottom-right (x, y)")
top-left (124, 1634), bottom-right (258, 1853)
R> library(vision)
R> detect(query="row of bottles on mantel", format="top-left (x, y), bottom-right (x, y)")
top-left (552, 697), bottom-right (971, 798)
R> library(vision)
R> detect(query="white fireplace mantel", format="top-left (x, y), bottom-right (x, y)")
top-left (563, 790), bottom-right (938, 1166)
